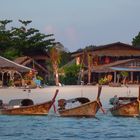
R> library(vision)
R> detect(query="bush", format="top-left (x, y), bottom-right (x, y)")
top-left (99, 77), bottom-right (108, 85)
top-left (60, 64), bottom-right (80, 85)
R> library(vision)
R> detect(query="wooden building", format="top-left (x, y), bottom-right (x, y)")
top-left (14, 55), bottom-right (49, 82)
top-left (71, 42), bottom-right (140, 84)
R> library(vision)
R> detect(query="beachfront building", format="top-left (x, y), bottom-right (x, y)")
top-left (0, 56), bottom-right (31, 87)
top-left (14, 53), bottom-right (49, 82)
top-left (14, 42), bottom-right (66, 85)
top-left (71, 42), bottom-right (140, 84)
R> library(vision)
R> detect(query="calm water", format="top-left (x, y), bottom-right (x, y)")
top-left (0, 112), bottom-right (140, 140)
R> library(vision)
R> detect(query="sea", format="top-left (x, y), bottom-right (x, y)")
top-left (0, 86), bottom-right (139, 140)
top-left (0, 111), bottom-right (140, 140)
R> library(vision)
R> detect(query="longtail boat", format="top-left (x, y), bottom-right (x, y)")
top-left (110, 87), bottom-right (140, 117)
top-left (58, 86), bottom-right (104, 117)
top-left (0, 89), bottom-right (59, 115)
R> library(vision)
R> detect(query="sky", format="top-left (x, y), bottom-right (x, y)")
top-left (0, 0), bottom-right (140, 52)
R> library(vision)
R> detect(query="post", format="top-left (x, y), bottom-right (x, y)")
top-left (114, 72), bottom-right (117, 83)
top-left (130, 72), bottom-right (133, 83)
top-left (2, 72), bottom-right (4, 87)
top-left (139, 86), bottom-right (140, 100)
top-left (97, 85), bottom-right (102, 100)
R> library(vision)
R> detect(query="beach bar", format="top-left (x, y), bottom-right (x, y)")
top-left (0, 56), bottom-right (31, 87)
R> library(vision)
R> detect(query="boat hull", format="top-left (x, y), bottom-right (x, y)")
top-left (0, 101), bottom-right (52, 115)
top-left (58, 100), bottom-right (100, 117)
top-left (110, 100), bottom-right (139, 117)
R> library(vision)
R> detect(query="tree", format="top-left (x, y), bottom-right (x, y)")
top-left (120, 71), bottom-right (129, 85)
top-left (60, 64), bottom-right (81, 85)
top-left (132, 32), bottom-right (140, 47)
top-left (11, 20), bottom-right (55, 56)
top-left (49, 46), bottom-right (61, 86)
top-left (0, 20), bottom-right (14, 58)
top-left (59, 51), bottom-right (71, 67)
top-left (85, 45), bottom-right (96, 50)
top-left (0, 19), bottom-right (55, 59)
top-left (46, 42), bottom-right (71, 85)
top-left (81, 49), bottom-right (93, 84)
top-left (52, 42), bottom-right (71, 67)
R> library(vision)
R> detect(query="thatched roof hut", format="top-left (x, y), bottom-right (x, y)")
top-left (0, 56), bottom-right (32, 87)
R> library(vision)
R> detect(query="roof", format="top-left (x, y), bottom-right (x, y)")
top-left (14, 55), bottom-right (49, 64)
top-left (14, 56), bottom-right (30, 64)
top-left (0, 56), bottom-right (31, 72)
top-left (84, 59), bottom-right (140, 73)
top-left (109, 67), bottom-right (140, 72)
top-left (92, 42), bottom-right (133, 51)
top-left (72, 42), bottom-right (140, 57)
top-left (14, 56), bottom-right (48, 74)
top-left (60, 58), bottom-right (76, 70)
top-left (93, 59), bottom-right (133, 73)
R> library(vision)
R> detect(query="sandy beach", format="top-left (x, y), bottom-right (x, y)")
top-left (0, 85), bottom-right (139, 108)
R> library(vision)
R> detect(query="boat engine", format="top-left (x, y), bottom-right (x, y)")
top-left (0, 100), bottom-right (3, 109)
top-left (58, 99), bottom-right (66, 110)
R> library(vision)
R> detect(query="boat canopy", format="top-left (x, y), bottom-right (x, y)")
top-left (9, 99), bottom-right (34, 106)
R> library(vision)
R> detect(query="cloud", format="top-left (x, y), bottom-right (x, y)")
top-left (43, 25), bottom-right (79, 50)
top-left (44, 25), bottom-right (56, 34)
top-left (44, 25), bottom-right (78, 43)
top-left (65, 27), bottom-right (78, 42)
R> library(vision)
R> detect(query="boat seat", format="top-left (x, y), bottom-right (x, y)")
top-left (9, 99), bottom-right (34, 107)
top-left (21, 99), bottom-right (34, 106)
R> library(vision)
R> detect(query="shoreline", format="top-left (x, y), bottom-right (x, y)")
top-left (0, 85), bottom-right (139, 108)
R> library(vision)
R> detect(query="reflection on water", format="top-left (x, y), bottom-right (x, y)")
top-left (0, 112), bottom-right (140, 140)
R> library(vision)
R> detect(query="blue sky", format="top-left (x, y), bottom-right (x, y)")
top-left (1, 0), bottom-right (140, 51)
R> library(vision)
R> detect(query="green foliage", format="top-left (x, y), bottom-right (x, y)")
top-left (60, 64), bottom-right (81, 85)
top-left (76, 45), bottom-right (96, 52)
top-left (3, 48), bottom-right (20, 60)
top-left (7, 79), bottom-right (14, 87)
top-left (0, 19), bottom-right (55, 59)
top-left (0, 20), bottom-right (13, 57)
top-left (36, 75), bottom-right (43, 81)
top-left (99, 77), bottom-right (108, 85)
top-left (132, 32), bottom-right (140, 47)
top-left (120, 71), bottom-right (129, 78)
top-left (85, 45), bottom-right (96, 50)
top-left (59, 51), bottom-right (71, 67)
top-left (47, 42), bottom-right (71, 68)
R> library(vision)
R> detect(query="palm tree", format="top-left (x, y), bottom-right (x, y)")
top-left (77, 52), bottom-right (85, 84)
top-left (49, 47), bottom-right (60, 86)
top-left (120, 71), bottom-right (129, 85)
top-left (78, 49), bottom-right (93, 85)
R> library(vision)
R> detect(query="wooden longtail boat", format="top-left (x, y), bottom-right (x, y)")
top-left (0, 89), bottom-right (59, 115)
top-left (58, 86), bottom-right (104, 117)
top-left (110, 87), bottom-right (140, 117)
